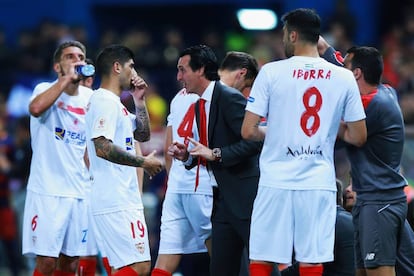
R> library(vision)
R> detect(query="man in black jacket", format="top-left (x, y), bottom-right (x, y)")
top-left (167, 44), bottom-right (262, 276)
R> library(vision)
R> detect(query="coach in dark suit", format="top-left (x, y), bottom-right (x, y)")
top-left (168, 44), bottom-right (262, 276)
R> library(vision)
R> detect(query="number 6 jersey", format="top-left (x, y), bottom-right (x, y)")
top-left (246, 56), bottom-right (365, 191)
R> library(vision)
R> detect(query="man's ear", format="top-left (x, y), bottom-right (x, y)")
top-left (54, 63), bottom-right (61, 75)
top-left (239, 68), bottom-right (248, 78)
top-left (289, 30), bottom-right (298, 43)
top-left (353, 68), bottom-right (362, 80)
top-left (114, 61), bottom-right (123, 74)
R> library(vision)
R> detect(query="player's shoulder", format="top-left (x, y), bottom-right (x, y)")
top-left (260, 59), bottom-right (284, 71)
top-left (78, 85), bottom-right (94, 98)
top-left (33, 81), bottom-right (54, 93)
top-left (89, 88), bottom-right (113, 103)
top-left (322, 59), bottom-right (355, 80)
top-left (172, 88), bottom-right (197, 99)
top-left (171, 88), bottom-right (198, 109)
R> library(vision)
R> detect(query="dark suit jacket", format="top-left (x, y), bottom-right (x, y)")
top-left (188, 81), bottom-right (262, 220)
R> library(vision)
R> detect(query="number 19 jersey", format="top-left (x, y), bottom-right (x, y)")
top-left (246, 56), bottom-right (365, 191)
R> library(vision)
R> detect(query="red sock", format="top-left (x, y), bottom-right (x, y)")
top-left (151, 268), bottom-right (172, 276)
top-left (299, 265), bottom-right (323, 276)
top-left (102, 257), bottom-right (112, 276)
top-left (249, 263), bottom-right (273, 276)
top-left (113, 266), bottom-right (139, 276)
top-left (53, 271), bottom-right (75, 276)
top-left (33, 269), bottom-right (45, 276)
top-left (77, 258), bottom-right (97, 276)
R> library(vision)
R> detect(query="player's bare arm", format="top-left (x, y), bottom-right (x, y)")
top-left (93, 136), bottom-right (144, 166)
top-left (241, 111), bottom-right (266, 141)
top-left (93, 136), bottom-right (163, 176)
top-left (164, 126), bottom-right (173, 174)
top-left (338, 120), bottom-right (367, 147)
top-left (134, 104), bottom-right (151, 142)
top-left (30, 54), bottom-right (85, 117)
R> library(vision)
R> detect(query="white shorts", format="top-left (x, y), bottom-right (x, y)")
top-left (82, 200), bottom-right (98, 256)
top-left (92, 209), bottom-right (150, 269)
top-left (158, 193), bottom-right (212, 254)
top-left (249, 187), bottom-right (336, 264)
top-left (22, 190), bottom-right (96, 257)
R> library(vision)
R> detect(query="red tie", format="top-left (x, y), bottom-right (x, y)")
top-left (199, 99), bottom-right (208, 150)
top-left (195, 98), bottom-right (207, 191)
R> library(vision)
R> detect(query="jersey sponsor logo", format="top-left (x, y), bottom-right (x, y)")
top-left (286, 145), bottom-right (322, 159)
top-left (55, 127), bottom-right (66, 140)
top-left (57, 101), bottom-right (86, 115)
top-left (365, 253), bottom-right (375, 261)
top-left (126, 137), bottom-right (133, 150)
top-left (247, 96), bottom-right (255, 103)
top-left (55, 127), bottom-right (86, 145)
top-left (292, 69), bottom-right (331, 80)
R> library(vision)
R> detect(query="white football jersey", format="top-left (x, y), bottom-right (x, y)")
top-left (86, 88), bottom-right (143, 214)
top-left (246, 56), bottom-right (365, 191)
top-left (167, 89), bottom-right (212, 195)
top-left (27, 81), bottom-right (93, 198)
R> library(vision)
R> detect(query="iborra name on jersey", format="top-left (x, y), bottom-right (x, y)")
top-left (292, 69), bottom-right (331, 80)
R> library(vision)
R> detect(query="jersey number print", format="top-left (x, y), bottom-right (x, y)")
top-left (300, 86), bottom-right (322, 137)
top-left (177, 103), bottom-right (196, 146)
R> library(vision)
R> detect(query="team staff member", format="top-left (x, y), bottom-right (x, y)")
top-left (152, 50), bottom-right (260, 276)
top-left (242, 8), bottom-right (366, 276)
top-left (22, 41), bottom-right (96, 276)
top-left (168, 45), bottom-right (263, 275)
top-left (319, 36), bottom-right (411, 276)
top-left (85, 44), bottom-right (162, 276)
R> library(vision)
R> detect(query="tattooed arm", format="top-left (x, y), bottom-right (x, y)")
top-left (93, 136), bottom-right (162, 176)
top-left (134, 102), bottom-right (150, 142)
top-left (93, 136), bottom-right (145, 167)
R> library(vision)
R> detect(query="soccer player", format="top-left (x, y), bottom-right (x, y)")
top-left (85, 44), bottom-right (163, 276)
top-left (22, 41), bottom-right (96, 276)
top-left (241, 8), bottom-right (367, 276)
top-left (151, 87), bottom-right (212, 276)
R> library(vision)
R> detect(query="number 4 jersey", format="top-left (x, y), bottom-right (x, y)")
top-left (246, 56), bottom-right (365, 191)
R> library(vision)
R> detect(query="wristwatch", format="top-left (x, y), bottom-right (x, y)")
top-left (212, 148), bottom-right (222, 162)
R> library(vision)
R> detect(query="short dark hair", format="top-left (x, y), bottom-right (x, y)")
top-left (346, 46), bottom-right (383, 85)
top-left (220, 51), bottom-right (259, 82)
top-left (53, 40), bottom-right (86, 63)
top-left (179, 44), bottom-right (220, 81)
top-left (282, 8), bottom-right (321, 44)
top-left (96, 44), bottom-right (135, 77)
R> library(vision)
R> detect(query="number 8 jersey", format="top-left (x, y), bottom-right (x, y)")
top-left (246, 56), bottom-right (365, 191)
